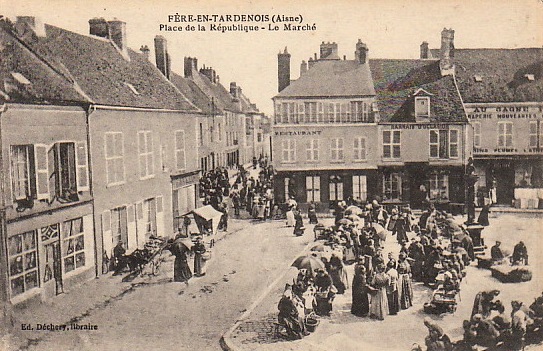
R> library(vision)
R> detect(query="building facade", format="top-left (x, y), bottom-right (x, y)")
top-left (272, 42), bottom-right (379, 211)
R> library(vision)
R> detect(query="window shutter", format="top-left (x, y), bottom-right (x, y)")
top-left (47, 144), bottom-right (58, 203)
top-left (101, 211), bottom-right (113, 256)
top-left (34, 144), bottom-right (49, 200)
top-left (135, 201), bottom-right (145, 248)
top-left (126, 204), bottom-right (137, 250)
top-left (156, 196), bottom-right (165, 237)
top-left (75, 141), bottom-right (89, 192)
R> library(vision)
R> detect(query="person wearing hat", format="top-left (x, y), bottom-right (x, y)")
top-left (424, 318), bottom-right (453, 351)
top-left (369, 264), bottom-right (390, 320)
top-left (351, 259), bottom-right (370, 317)
top-left (510, 300), bottom-right (533, 350)
top-left (490, 241), bottom-right (505, 263)
top-left (192, 237), bottom-right (207, 277)
top-left (472, 290), bottom-right (500, 319)
top-left (386, 260), bottom-right (400, 315)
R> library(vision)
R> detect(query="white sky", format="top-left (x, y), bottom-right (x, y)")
top-left (2, 0), bottom-right (543, 115)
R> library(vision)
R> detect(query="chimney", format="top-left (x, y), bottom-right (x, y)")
top-left (320, 41), bottom-right (339, 59)
top-left (89, 17), bottom-right (108, 38)
top-left (140, 45), bottom-right (150, 60)
top-left (200, 66), bottom-right (217, 83)
top-left (15, 16), bottom-right (46, 37)
top-left (230, 82), bottom-right (238, 98)
top-left (308, 57), bottom-right (315, 69)
top-left (277, 47), bottom-right (291, 92)
top-left (154, 35), bottom-right (170, 79)
top-left (300, 60), bottom-right (307, 76)
top-left (420, 41), bottom-right (429, 59)
top-left (354, 39), bottom-right (368, 64)
top-left (440, 28), bottom-right (455, 75)
top-left (107, 19), bottom-right (128, 57)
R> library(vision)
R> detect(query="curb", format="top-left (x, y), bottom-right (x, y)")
top-left (219, 232), bottom-right (317, 351)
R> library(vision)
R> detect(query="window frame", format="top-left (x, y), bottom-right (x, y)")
top-left (306, 139), bottom-right (319, 162)
top-left (281, 139), bottom-right (296, 163)
top-left (383, 172), bottom-right (402, 201)
top-left (306, 176), bottom-right (320, 203)
top-left (352, 175), bottom-right (367, 202)
top-left (497, 121), bottom-right (513, 148)
top-left (428, 173), bottom-right (449, 202)
top-left (105, 132), bottom-right (125, 186)
top-left (61, 218), bottom-right (85, 274)
top-left (7, 230), bottom-right (39, 297)
top-left (383, 130), bottom-right (401, 159)
top-left (138, 130), bottom-right (155, 180)
top-left (353, 137), bottom-right (367, 161)
top-left (472, 121), bottom-right (481, 148)
top-left (415, 96), bottom-right (430, 118)
top-left (175, 130), bottom-right (186, 171)
top-left (330, 138), bottom-right (345, 162)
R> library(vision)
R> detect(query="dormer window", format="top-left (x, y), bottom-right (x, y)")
top-left (124, 82), bottom-right (140, 95)
top-left (474, 75), bottom-right (483, 82)
top-left (525, 74), bottom-right (535, 81)
top-left (415, 96), bottom-right (430, 118)
top-left (11, 72), bottom-right (31, 85)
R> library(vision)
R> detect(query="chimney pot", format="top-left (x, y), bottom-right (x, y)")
top-left (278, 47), bottom-right (291, 92)
top-left (16, 16), bottom-right (46, 37)
top-left (89, 17), bottom-right (108, 38)
top-left (300, 60), bottom-right (308, 76)
top-left (420, 41), bottom-right (429, 59)
top-left (440, 28), bottom-right (455, 75)
top-left (154, 35), bottom-right (170, 79)
top-left (140, 45), bottom-right (150, 60)
top-left (108, 19), bottom-right (129, 58)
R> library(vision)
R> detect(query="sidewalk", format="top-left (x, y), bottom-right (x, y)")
top-left (0, 222), bottom-right (236, 351)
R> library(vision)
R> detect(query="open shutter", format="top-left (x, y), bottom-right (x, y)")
top-left (156, 196), bottom-right (165, 237)
top-left (126, 204), bottom-right (136, 251)
top-left (47, 144), bottom-right (58, 203)
top-left (75, 141), bottom-right (89, 192)
top-left (135, 201), bottom-right (145, 248)
top-left (101, 211), bottom-right (112, 257)
top-left (34, 144), bottom-right (49, 200)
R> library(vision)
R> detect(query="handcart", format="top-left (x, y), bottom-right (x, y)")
top-left (127, 236), bottom-right (169, 277)
top-left (424, 287), bottom-right (459, 314)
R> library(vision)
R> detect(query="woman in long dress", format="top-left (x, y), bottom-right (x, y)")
top-left (286, 206), bottom-right (296, 227)
top-left (167, 238), bottom-right (192, 290)
top-left (369, 264), bottom-right (390, 320)
top-left (328, 254), bottom-right (348, 294)
top-left (192, 238), bottom-right (207, 277)
top-left (351, 259), bottom-right (369, 317)
top-left (397, 252), bottom-right (414, 310)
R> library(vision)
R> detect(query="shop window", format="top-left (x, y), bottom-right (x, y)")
top-left (497, 122), bottom-right (513, 147)
top-left (8, 231), bottom-right (39, 296)
top-left (383, 131), bottom-right (401, 159)
top-left (306, 139), bottom-right (319, 161)
top-left (111, 207), bottom-right (128, 249)
top-left (429, 174), bottom-right (449, 201)
top-left (383, 173), bottom-right (402, 201)
top-left (353, 137), bottom-right (366, 161)
top-left (329, 175), bottom-right (343, 201)
top-left (62, 219), bottom-right (85, 273)
top-left (306, 176), bottom-right (320, 202)
top-left (352, 175), bottom-right (367, 202)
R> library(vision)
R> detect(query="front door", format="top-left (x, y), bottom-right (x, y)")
top-left (494, 164), bottom-right (515, 205)
top-left (41, 224), bottom-right (64, 295)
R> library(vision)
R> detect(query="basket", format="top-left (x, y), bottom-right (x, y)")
top-left (305, 316), bottom-right (319, 332)
top-left (201, 251), bottom-right (212, 261)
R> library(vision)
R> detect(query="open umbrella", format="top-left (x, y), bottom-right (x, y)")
top-left (372, 223), bottom-right (387, 241)
top-left (338, 218), bottom-right (353, 226)
top-left (311, 243), bottom-right (331, 252)
top-left (176, 237), bottom-right (194, 250)
top-left (345, 205), bottom-right (364, 216)
top-left (291, 255), bottom-right (325, 276)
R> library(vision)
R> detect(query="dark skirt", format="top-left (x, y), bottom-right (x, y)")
top-left (398, 273), bottom-right (413, 309)
top-left (387, 290), bottom-right (400, 315)
top-left (174, 257), bottom-right (192, 282)
top-left (351, 280), bottom-right (369, 316)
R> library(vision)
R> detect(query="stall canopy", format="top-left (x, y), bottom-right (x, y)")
top-left (191, 205), bottom-right (223, 235)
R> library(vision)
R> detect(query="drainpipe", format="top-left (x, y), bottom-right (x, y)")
top-left (85, 104), bottom-right (100, 278)
top-left (0, 103), bottom-right (14, 332)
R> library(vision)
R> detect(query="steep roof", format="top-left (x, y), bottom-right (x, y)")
top-left (0, 21), bottom-right (87, 105)
top-left (369, 59), bottom-right (466, 123)
top-left (170, 71), bottom-right (214, 114)
top-left (438, 48), bottom-right (543, 103)
top-left (19, 22), bottom-right (197, 111)
top-left (276, 59), bottom-right (375, 98)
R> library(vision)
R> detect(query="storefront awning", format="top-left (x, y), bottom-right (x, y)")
top-left (191, 205), bottom-right (223, 235)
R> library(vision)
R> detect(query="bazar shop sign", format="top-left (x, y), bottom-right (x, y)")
top-left (274, 130), bottom-right (322, 136)
top-left (387, 124), bottom-right (451, 130)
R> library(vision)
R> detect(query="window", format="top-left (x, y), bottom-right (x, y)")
top-left (329, 175), bottom-right (343, 201)
top-left (281, 139), bottom-right (296, 163)
top-left (175, 130), bottom-right (186, 171)
top-left (10, 145), bottom-right (34, 201)
top-left (138, 131), bottom-right (154, 179)
top-left (317, 102), bottom-right (324, 122)
top-left (473, 122), bottom-right (481, 147)
top-left (350, 101), bottom-right (369, 122)
top-left (111, 208), bottom-right (128, 249)
top-left (305, 102), bottom-right (317, 123)
top-left (383, 173), bottom-right (402, 201)
top-left (8, 231), bottom-right (39, 296)
top-left (429, 174), bottom-right (449, 201)
top-left (330, 138), bottom-right (344, 161)
top-left (497, 122), bottom-right (513, 147)
top-left (352, 175), bottom-right (367, 202)
top-left (383, 131), bottom-right (401, 159)
top-left (61, 219), bottom-right (85, 273)
top-left (143, 198), bottom-right (157, 239)
top-left (306, 139), bottom-right (319, 161)
top-left (529, 121), bottom-right (542, 148)
top-left (306, 176), bottom-right (320, 202)
top-left (415, 97), bottom-right (430, 118)
top-left (105, 132), bottom-right (125, 185)
top-left (430, 129), bottom-right (458, 159)
top-left (353, 137), bottom-right (366, 161)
